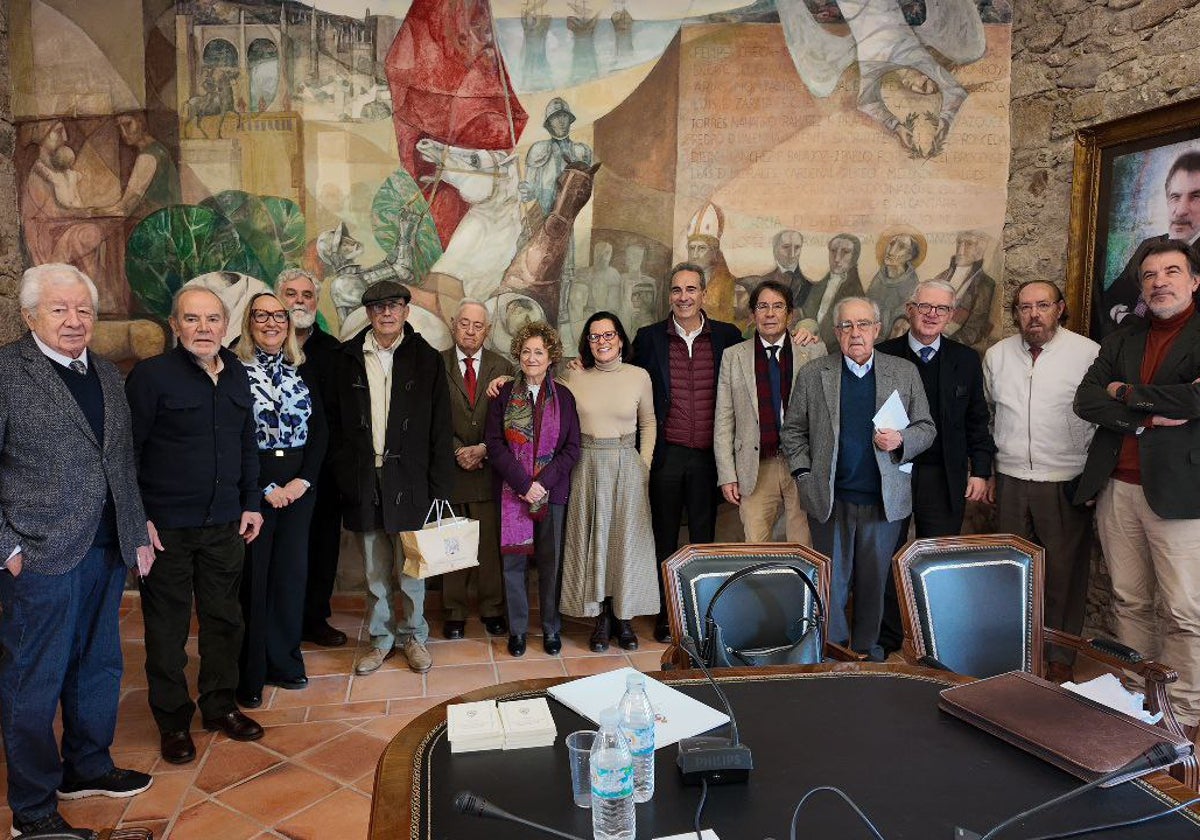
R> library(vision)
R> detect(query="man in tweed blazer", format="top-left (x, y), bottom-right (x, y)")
top-left (0, 264), bottom-right (154, 838)
top-left (782, 297), bottom-right (935, 661)
top-left (715, 279), bottom-right (825, 544)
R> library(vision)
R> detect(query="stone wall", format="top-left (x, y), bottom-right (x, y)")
top-left (1006, 0), bottom-right (1200, 297)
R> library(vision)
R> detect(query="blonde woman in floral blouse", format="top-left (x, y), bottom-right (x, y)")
top-left (234, 291), bottom-right (327, 708)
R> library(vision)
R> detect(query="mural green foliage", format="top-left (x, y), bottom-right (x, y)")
top-left (125, 205), bottom-right (245, 318)
top-left (371, 168), bottom-right (443, 281)
top-left (200, 191), bottom-right (307, 283)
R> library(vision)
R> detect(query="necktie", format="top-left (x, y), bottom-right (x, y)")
top-left (1029, 346), bottom-right (1042, 364)
top-left (767, 346), bottom-right (783, 428)
top-left (464, 356), bottom-right (478, 406)
top-left (918, 346), bottom-right (935, 364)
top-left (69, 359), bottom-right (87, 375)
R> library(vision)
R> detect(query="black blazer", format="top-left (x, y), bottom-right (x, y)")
top-left (875, 335), bottom-right (995, 517)
top-left (1073, 313), bottom-right (1200, 518)
top-left (631, 313), bottom-right (745, 469)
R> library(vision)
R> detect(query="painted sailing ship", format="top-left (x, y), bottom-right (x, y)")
top-left (567, 0), bottom-right (598, 34)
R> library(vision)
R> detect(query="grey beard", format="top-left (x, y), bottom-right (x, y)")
top-left (290, 308), bottom-right (316, 330)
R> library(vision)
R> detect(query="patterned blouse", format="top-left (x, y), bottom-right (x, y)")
top-left (243, 348), bottom-right (312, 450)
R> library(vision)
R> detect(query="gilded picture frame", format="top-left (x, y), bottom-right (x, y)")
top-left (1067, 96), bottom-right (1200, 339)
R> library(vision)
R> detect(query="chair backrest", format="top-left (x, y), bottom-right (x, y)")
top-left (894, 534), bottom-right (1045, 678)
top-left (662, 543), bottom-right (833, 668)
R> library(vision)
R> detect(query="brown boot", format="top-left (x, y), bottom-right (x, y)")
top-left (615, 620), bottom-right (639, 651)
top-left (590, 613), bottom-right (610, 652)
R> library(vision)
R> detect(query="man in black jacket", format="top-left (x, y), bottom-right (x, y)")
top-left (875, 280), bottom-right (994, 655)
top-left (328, 281), bottom-right (454, 675)
top-left (631, 263), bottom-right (744, 642)
top-left (126, 286), bottom-right (264, 765)
top-left (278, 268), bottom-right (348, 648)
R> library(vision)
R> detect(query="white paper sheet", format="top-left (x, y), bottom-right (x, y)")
top-left (547, 667), bottom-right (729, 749)
top-left (872, 389), bottom-right (912, 474)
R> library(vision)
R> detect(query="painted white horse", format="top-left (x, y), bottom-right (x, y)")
top-left (415, 138), bottom-right (522, 303)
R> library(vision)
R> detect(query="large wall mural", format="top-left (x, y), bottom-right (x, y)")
top-left (9, 0), bottom-right (1012, 361)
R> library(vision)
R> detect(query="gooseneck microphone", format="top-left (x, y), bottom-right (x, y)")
top-left (967, 741), bottom-right (1185, 840)
top-left (452, 790), bottom-right (587, 840)
top-left (675, 636), bottom-right (754, 786)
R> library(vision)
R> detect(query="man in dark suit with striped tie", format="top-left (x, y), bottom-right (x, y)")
top-left (440, 299), bottom-right (513, 639)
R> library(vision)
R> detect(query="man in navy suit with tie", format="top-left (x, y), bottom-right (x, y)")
top-left (875, 280), bottom-right (995, 655)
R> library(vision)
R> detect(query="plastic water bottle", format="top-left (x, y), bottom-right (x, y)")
top-left (618, 673), bottom-right (656, 803)
top-left (590, 706), bottom-right (636, 840)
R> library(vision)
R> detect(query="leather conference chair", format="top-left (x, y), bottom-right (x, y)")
top-left (894, 533), bottom-right (1198, 790)
top-left (659, 542), bottom-right (857, 670)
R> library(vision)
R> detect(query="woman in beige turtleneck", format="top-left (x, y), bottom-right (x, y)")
top-left (559, 312), bottom-right (658, 651)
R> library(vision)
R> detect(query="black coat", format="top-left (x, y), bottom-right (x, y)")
top-left (875, 335), bottom-right (995, 517)
top-left (631, 313), bottom-right (745, 469)
top-left (328, 324), bottom-right (455, 533)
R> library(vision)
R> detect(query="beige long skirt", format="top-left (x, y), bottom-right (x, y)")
top-left (560, 433), bottom-right (659, 620)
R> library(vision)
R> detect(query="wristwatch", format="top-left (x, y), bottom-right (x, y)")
top-left (1115, 384), bottom-right (1131, 402)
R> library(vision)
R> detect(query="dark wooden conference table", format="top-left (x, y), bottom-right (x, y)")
top-left (368, 663), bottom-right (1200, 839)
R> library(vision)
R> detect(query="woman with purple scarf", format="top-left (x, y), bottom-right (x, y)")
top-left (485, 322), bottom-right (581, 657)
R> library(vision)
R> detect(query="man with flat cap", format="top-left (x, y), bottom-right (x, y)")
top-left (327, 280), bottom-right (455, 675)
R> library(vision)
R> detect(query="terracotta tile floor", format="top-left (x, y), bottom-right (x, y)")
top-left (0, 591), bottom-right (667, 839)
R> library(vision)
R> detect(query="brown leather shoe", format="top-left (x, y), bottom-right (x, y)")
top-left (203, 710), bottom-right (264, 741)
top-left (160, 730), bottom-right (196, 764)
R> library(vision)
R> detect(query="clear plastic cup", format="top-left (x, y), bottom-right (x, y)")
top-left (565, 729), bottom-right (597, 808)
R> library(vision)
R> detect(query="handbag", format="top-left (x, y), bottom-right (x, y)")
top-left (696, 561), bottom-right (826, 668)
top-left (400, 500), bottom-right (480, 579)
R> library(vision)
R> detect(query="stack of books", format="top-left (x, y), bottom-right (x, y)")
top-left (446, 697), bottom-right (557, 753)
top-left (498, 697), bottom-right (556, 749)
top-left (446, 700), bottom-right (505, 753)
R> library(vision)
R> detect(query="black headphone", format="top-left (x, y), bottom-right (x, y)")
top-left (697, 561), bottom-right (826, 667)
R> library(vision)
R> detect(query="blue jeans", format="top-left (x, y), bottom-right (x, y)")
top-left (358, 531), bottom-right (428, 650)
top-left (0, 547), bottom-right (126, 823)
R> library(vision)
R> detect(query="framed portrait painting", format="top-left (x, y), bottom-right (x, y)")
top-left (1067, 96), bottom-right (1200, 339)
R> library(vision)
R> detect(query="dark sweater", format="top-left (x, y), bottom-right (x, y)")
top-left (52, 360), bottom-right (117, 547)
top-left (835, 362), bottom-right (882, 506)
top-left (126, 345), bottom-right (261, 529)
top-left (913, 349), bottom-right (943, 466)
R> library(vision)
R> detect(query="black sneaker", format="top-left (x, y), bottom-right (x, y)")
top-left (57, 767), bottom-right (153, 800)
top-left (10, 811), bottom-right (96, 838)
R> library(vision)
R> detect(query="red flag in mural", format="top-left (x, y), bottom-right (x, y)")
top-left (386, 0), bottom-right (528, 247)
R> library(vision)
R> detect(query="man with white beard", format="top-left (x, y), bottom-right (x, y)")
top-left (276, 269), bottom-right (348, 648)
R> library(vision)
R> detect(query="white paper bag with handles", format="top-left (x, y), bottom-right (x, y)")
top-left (400, 500), bottom-right (480, 579)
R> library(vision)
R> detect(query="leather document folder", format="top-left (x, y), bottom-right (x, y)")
top-left (938, 671), bottom-right (1194, 787)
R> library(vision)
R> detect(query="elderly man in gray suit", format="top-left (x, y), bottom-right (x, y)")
top-left (0, 264), bottom-right (155, 839)
top-left (715, 279), bottom-right (825, 543)
top-left (782, 296), bottom-right (935, 661)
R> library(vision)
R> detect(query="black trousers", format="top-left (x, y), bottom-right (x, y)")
top-left (303, 462), bottom-right (342, 628)
top-left (141, 522), bottom-right (244, 732)
top-left (649, 444), bottom-right (718, 609)
top-left (502, 504), bottom-right (565, 636)
top-left (239, 450), bottom-right (316, 695)
top-left (880, 463), bottom-right (964, 652)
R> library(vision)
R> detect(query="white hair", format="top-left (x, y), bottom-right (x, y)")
top-left (454, 297), bottom-right (490, 324)
top-left (19, 263), bottom-right (99, 312)
top-left (276, 267), bottom-right (322, 295)
top-left (834, 296), bottom-right (881, 324)
top-left (171, 284), bottom-right (229, 321)
top-left (908, 280), bottom-right (956, 304)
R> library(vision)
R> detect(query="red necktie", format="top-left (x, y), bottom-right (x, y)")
top-left (1029, 347), bottom-right (1042, 364)
top-left (464, 356), bottom-right (477, 406)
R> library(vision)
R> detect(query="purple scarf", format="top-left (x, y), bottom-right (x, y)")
top-left (500, 375), bottom-right (562, 555)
